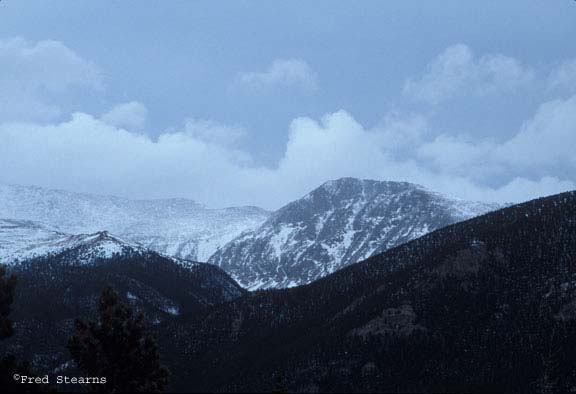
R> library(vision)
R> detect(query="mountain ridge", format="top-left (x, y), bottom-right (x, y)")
top-left (209, 177), bottom-right (500, 289)
top-left (1, 240), bottom-right (246, 376)
top-left (1, 189), bottom-right (574, 392)
top-left (1, 178), bottom-right (500, 290)
top-left (162, 189), bottom-right (576, 392)
top-left (0, 182), bottom-right (270, 262)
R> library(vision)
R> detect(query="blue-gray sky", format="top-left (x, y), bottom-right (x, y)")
top-left (0, 0), bottom-right (575, 209)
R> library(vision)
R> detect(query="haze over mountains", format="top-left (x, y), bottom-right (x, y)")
top-left (0, 179), bottom-right (499, 289)
top-left (0, 219), bottom-right (144, 265)
top-left (0, 182), bottom-right (270, 263)
top-left (2, 186), bottom-right (574, 392)
top-left (2, 2), bottom-right (574, 392)
top-left (0, 177), bottom-right (571, 393)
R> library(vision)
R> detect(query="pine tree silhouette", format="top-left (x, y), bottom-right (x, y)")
top-left (68, 287), bottom-right (169, 392)
top-left (0, 264), bottom-right (51, 393)
top-left (0, 264), bottom-right (16, 339)
top-left (271, 372), bottom-right (288, 393)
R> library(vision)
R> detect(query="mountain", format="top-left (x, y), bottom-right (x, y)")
top-left (208, 178), bottom-right (499, 289)
top-left (2, 190), bottom-right (574, 392)
top-left (0, 179), bottom-right (498, 291)
top-left (0, 218), bottom-right (145, 265)
top-left (2, 243), bottom-right (245, 375)
top-left (161, 190), bottom-right (576, 393)
top-left (0, 183), bottom-right (270, 262)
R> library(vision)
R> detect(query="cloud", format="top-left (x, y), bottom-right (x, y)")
top-left (483, 176), bottom-right (575, 203)
top-left (403, 44), bottom-right (534, 104)
top-left (416, 134), bottom-right (498, 177)
top-left (414, 94), bottom-right (576, 189)
top-left (183, 119), bottom-right (246, 147)
top-left (0, 37), bottom-right (103, 122)
top-left (416, 95), bottom-right (576, 175)
top-left (101, 101), bottom-right (148, 131)
top-left (0, 113), bottom-right (252, 206)
top-left (0, 39), bottom-right (573, 210)
top-left (548, 59), bottom-right (576, 92)
top-left (496, 96), bottom-right (576, 170)
top-left (235, 59), bottom-right (318, 93)
top-left (1, 102), bottom-right (574, 210)
top-left (269, 110), bottom-right (574, 205)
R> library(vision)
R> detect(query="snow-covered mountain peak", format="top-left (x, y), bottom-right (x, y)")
top-left (306, 178), bottom-right (414, 202)
top-left (0, 183), bottom-right (270, 262)
top-left (59, 231), bottom-right (146, 264)
top-left (1, 179), bottom-right (500, 290)
top-left (0, 218), bottom-right (144, 265)
top-left (318, 177), bottom-right (416, 192)
top-left (209, 178), bottom-right (500, 290)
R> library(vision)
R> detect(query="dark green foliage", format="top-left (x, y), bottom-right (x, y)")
top-left (0, 355), bottom-right (51, 393)
top-left (68, 287), bottom-right (169, 393)
top-left (3, 191), bottom-right (576, 392)
top-left (158, 191), bottom-right (576, 392)
top-left (0, 265), bottom-right (51, 393)
top-left (0, 265), bottom-right (16, 339)
top-left (271, 372), bottom-right (288, 393)
top-left (2, 251), bottom-right (244, 376)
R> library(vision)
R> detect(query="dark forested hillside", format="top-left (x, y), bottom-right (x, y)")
top-left (0, 248), bottom-right (245, 376)
top-left (2, 191), bottom-right (575, 393)
top-left (160, 191), bottom-right (576, 393)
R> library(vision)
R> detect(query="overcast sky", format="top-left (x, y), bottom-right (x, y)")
top-left (0, 0), bottom-right (575, 209)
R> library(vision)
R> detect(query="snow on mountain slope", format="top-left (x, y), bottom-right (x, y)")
top-left (0, 180), bottom-right (498, 290)
top-left (0, 183), bottom-right (270, 262)
top-left (0, 218), bottom-right (147, 265)
top-left (208, 178), bottom-right (500, 289)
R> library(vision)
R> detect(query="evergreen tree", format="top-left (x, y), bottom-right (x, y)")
top-left (0, 264), bottom-right (16, 339)
top-left (68, 287), bottom-right (169, 392)
top-left (271, 371), bottom-right (288, 393)
top-left (0, 264), bottom-right (49, 393)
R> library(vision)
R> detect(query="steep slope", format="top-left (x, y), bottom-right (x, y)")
top-left (161, 190), bottom-right (576, 393)
top-left (0, 218), bottom-right (146, 265)
top-left (209, 178), bottom-right (498, 289)
top-left (1, 245), bottom-right (245, 375)
top-left (0, 183), bottom-right (269, 262)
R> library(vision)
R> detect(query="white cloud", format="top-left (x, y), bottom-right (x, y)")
top-left (183, 119), bottom-right (246, 147)
top-left (235, 59), bottom-right (318, 93)
top-left (403, 44), bottom-right (534, 104)
top-left (548, 59), bottom-right (576, 92)
top-left (1, 103), bottom-right (573, 210)
top-left (0, 39), bottom-right (573, 210)
top-left (417, 134), bottom-right (498, 177)
top-left (496, 96), bottom-right (576, 170)
top-left (101, 101), bottom-right (148, 131)
top-left (413, 94), bottom-right (576, 193)
top-left (0, 37), bottom-right (103, 122)
top-left (483, 176), bottom-right (575, 203)
top-left (270, 110), bottom-right (575, 205)
top-left (0, 113), bottom-right (252, 206)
